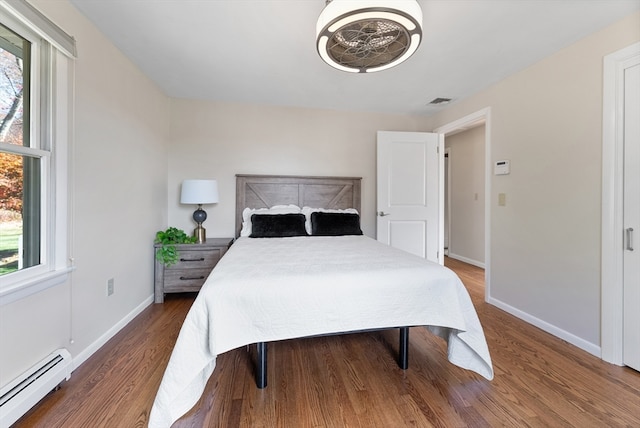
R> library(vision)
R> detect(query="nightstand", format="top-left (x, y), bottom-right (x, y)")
top-left (154, 238), bottom-right (233, 303)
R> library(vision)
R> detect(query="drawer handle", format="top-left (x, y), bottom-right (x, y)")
top-left (180, 257), bottom-right (205, 262)
top-left (180, 275), bottom-right (205, 280)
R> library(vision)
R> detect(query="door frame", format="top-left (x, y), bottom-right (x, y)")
top-left (434, 107), bottom-right (491, 302)
top-left (444, 147), bottom-right (451, 255)
top-left (601, 42), bottom-right (640, 365)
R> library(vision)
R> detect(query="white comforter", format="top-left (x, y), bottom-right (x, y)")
top-left (149, 236), bottom-right (493, 427)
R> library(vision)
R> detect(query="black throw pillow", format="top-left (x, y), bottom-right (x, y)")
top-left (311, 212), bottom-right (363, 236)
top-left (250, 213), bottom-right (308, 238)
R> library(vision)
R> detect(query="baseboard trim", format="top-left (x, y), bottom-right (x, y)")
top-left (488, 296), bottom-right (601, 358)
top-left (447, 253), bottom-right (485, 269)
top-left (72, 295), bottom-right (154, 370)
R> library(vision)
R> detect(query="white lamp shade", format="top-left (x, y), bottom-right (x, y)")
top-left (180, 179), bottom-right (219, 204)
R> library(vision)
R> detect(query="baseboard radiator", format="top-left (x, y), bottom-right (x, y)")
top-left (0, 349), bottom-right (72, 427)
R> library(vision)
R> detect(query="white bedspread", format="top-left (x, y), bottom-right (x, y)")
top-left (149, 236), bottom-right (493, 427)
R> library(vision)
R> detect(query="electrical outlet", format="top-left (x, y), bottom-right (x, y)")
top-left (107, 278), bottom-right (114, 296)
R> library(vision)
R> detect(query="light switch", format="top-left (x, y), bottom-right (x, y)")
top-left (498, 193), bottom-right (506, 206)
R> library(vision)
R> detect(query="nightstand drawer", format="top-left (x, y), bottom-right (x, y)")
top-left (154, 238), bottom-right (233, 303)
top-left (163, 268), bottom-right (213, 290)
top-left (166, 249), bottom-right (221, 270)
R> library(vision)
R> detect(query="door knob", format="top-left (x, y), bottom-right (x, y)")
top-left (378, 211), bottom-right (390, 217)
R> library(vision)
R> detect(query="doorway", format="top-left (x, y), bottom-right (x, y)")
top-left (443, 125), bottom-right (486, 268)
top-left (435, 108), bottom-right (491, 301)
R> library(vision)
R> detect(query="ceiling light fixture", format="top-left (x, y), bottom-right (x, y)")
top-left (316, 0), bottom-right (423, 73)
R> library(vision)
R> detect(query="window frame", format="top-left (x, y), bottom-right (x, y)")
top-left (0, 1), bottom-right (75, 306)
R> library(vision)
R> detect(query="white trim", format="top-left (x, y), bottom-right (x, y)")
top-left (0, 0), bottom-right (76, 57)
top-left (434, 107), bottom-right (491, 302)
top-left (437, 133), bottom-right (445, 265)
top-left (0, 267), bottom-right (73, 306)
top-left (0, 142), bottom-right (49, 158)
top-left (601, 42), bottom-right (640, 365)
top-left (52, 49), bottom-right (72, 272)
top-left (72, 295), bottom-right (155, 370)
top-left (444, 147), bottom-right (451, 252)
top-left (447, 252), bottom-right (485, 269)
top-left (489, 296), bottom-right (601, 357)
top-left (0, 8), bottom-right (73, 300)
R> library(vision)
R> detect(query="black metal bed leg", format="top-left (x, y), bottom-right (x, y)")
top-left (256, 342), bottom-right (267, 388)
top-left (399, 327), bottom-right (409, 370)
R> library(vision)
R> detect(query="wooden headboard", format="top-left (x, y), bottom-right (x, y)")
top-left (235, 174), bottom-right (362, 237)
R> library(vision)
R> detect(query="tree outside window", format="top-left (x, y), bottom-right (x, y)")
top-left (1, 22), bottom-right (38, 276)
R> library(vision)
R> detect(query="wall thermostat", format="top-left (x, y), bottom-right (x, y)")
top-left (494, 160), bottom-right (510, 175)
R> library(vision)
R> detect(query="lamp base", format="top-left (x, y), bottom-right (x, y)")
top-left (194, 225), bottom-right (206, 243)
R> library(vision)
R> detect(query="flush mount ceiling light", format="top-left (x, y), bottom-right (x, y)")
top-left (316, 0), bottom-right (423, 73)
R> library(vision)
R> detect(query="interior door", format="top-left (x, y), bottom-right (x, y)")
top-left (376, 131), bottom-right (443, 264)
top-left (623, 63), bottom-right (640, 372)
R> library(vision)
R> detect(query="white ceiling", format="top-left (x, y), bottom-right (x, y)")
top-left (68, 0), bottom-right (640, 116)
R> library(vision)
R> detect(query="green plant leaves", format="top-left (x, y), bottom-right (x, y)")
top-left (155, 227), bottom-right (197, 266)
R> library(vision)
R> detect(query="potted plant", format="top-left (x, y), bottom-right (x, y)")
top-left (155, 227), bottom-right (197, 266)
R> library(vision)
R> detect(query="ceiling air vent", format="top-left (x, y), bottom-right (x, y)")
top-left (428, 98), bottom-right (452, 105)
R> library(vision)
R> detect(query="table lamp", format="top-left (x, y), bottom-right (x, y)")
top-left (180, 179), bottom-right (219, 243)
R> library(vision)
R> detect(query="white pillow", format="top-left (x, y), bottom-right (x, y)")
top-left (240, 204), bottom-right (301, 237)
top-left (301, 206), bottom-right (359, 235)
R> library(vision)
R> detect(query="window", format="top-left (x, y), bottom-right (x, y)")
top-left (1, 22), bottom-right (40, 275)
top-left (0, 1), bottom-right (75, 304)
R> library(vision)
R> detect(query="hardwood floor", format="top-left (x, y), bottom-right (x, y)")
top-left (14, 258), bottom-right (640, 427)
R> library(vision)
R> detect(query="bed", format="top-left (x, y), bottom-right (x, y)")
top-left (148, 174), bottom-right (493, 428)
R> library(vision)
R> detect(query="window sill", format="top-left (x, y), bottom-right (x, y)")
top-left (0, 267), bottom-right (75, 307)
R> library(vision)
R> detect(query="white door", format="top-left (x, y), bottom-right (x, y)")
top-left (623, 63), bottom-right (640, 371)
top-left (376, 131), bottom-right (443, 264)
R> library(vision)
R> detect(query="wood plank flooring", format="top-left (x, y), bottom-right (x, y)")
top-left (14, 258), bottom-right (640, 427)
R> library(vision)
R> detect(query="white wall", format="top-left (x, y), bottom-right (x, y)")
top-left (0, 0), bottom-right (169, 387)
top-left (426, 12), bottom-right (640, 352)
top-left (2, 3), bottom-right (637, 392)
top-left (445, 125), bottom-right (485, 266)
top-left (167, 99), bottom-right (426, 238)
